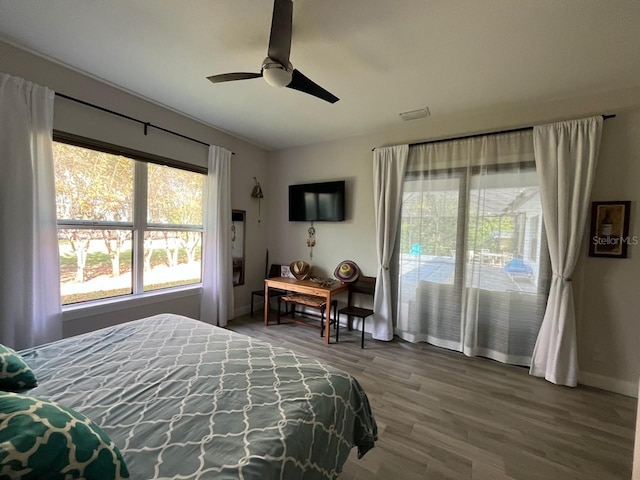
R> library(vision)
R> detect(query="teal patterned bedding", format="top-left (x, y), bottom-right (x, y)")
top-left (19, 314), bottom-right (377, 479)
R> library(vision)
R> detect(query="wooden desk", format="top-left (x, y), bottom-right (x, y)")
top-left (264, 277), bottom-right (348, 344)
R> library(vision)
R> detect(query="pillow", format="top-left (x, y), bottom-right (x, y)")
top-left (0, 345), bottom-right (37, 390)
top-left (0, 392), bottom-right (129, 479)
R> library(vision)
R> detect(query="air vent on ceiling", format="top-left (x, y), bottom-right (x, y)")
top-left (398, 107), bottom-right (431, 121)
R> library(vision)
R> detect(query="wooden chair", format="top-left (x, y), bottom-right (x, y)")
top-left (250, 264), bottom-right (287, 317)
top-left (277, 294), bottom-right (339, 342)
top-left (337, 276), bottom-right (375, 348)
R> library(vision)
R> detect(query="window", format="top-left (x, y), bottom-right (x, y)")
top-left (53, 140), bottom-right (204, 305)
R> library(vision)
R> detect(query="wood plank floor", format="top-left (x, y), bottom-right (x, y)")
top-left (226, 313), bottom-right (636, 480)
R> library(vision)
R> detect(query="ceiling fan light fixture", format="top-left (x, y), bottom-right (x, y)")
top-left (262, 60), bottom-right (292, 88)
top-left (207, 0), bottom-right (338, 103)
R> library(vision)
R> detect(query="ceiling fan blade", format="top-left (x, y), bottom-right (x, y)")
top-left (287, 69), bottom-right (339, 104)
top-left (267, 0), bottom-right (293, 66)
top-left (207, 72), bottom-right (262, 83)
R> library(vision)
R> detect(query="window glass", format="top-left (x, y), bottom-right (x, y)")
top-left (58, 228), bottom-right (133, 304)
top-left (53, 141), bottom-right (204, 305)
top-left (53, 143), bottom-right (133, 222)
top-left (399, 177), bottom-right (459, 288)
top-left (147, 164), bottom-right (204, 226)
top-left (143, 230), bottom-right (202, 291)
top-left (467, 170), bottom-right (542, 294)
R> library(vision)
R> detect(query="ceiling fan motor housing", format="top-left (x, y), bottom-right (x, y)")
top-left (262, 57), bottom-right (292, 88)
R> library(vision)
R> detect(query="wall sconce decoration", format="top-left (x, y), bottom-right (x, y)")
top-left (251, 177), bottom-right (264, 224)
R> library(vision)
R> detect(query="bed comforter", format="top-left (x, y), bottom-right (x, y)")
top-left (19, 313), bottom-right (377, 479)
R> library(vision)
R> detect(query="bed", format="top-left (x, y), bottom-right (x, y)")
top-left (17, 313), bottom-right (377, 479)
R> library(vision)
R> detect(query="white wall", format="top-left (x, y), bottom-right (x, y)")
top-left (0, 40), bottom-right (270, 334)
top-left (576, 109), bottom-right (640, 396)
top-left (266, 136), bottom-right (378, 278)
top-left (267, 87), bottom-right (640, 395)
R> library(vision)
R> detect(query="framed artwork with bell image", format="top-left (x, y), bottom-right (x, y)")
top-left (588, 201), bottom-right (631, 258)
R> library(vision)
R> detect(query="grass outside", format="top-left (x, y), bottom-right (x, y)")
top-left (60, 246), bottom-right (201, 282)
top-left (63, 287), bottom-right (132, 305)
top-left (60, 246), bottom-right (201, 304)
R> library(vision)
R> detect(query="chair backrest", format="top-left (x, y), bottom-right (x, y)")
top-left (349, 275), bottom-right (376, 297)
top-left (267, 264), bottom-right (283, 278)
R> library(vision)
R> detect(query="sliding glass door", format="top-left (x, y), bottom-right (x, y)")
top-left (394, 132), bottom-right (550, 366)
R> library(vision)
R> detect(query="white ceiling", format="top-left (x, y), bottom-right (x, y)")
top-left (1, 0), bottom-right (639, 150)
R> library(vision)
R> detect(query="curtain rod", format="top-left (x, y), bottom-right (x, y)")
top-left (371, 114), bottom-right (616, 151)
top-left (55, 92), bottom-right (235, 155)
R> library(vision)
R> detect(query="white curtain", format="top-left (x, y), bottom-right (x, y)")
top-left (395, 131), bottom-right (551, 366)
top-left (200, 145), bottom-right (234, 327)
top-left (372, 145), bottom-right (409, 340)
top-left (530, 117), bottom-right (603, 386)
top-left (0, 72), bottom-right (61, 349)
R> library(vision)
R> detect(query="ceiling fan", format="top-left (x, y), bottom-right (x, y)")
top-left (207, 0), bottom-right (339, 104)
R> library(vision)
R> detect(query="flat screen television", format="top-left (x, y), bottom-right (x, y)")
top-left (289, 180), bottom-right (345, 222)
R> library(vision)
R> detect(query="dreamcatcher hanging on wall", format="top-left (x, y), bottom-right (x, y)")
top-left (307, 222), bottom-right (316, 260)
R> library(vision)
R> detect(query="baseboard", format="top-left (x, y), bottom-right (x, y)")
top-left (233, 301), bottom-right (284, 319)
top-left (233, 304), bottom-right (252, 319)
top-left (579, 371), bottom-right (638, 398)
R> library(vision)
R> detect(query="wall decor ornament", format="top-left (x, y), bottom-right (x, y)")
top-left (588, 201), bottom-right (632, 258)
top-left (251, 177), bottom-right (264, 225)
top-left (307, 222), bottom-right (316, 259)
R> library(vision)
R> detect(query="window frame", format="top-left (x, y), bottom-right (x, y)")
top-left (53, 131), bottom-right (206, 310)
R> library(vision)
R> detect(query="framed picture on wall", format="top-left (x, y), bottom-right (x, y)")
top-left (588, 201), bottom-right (631, 258)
